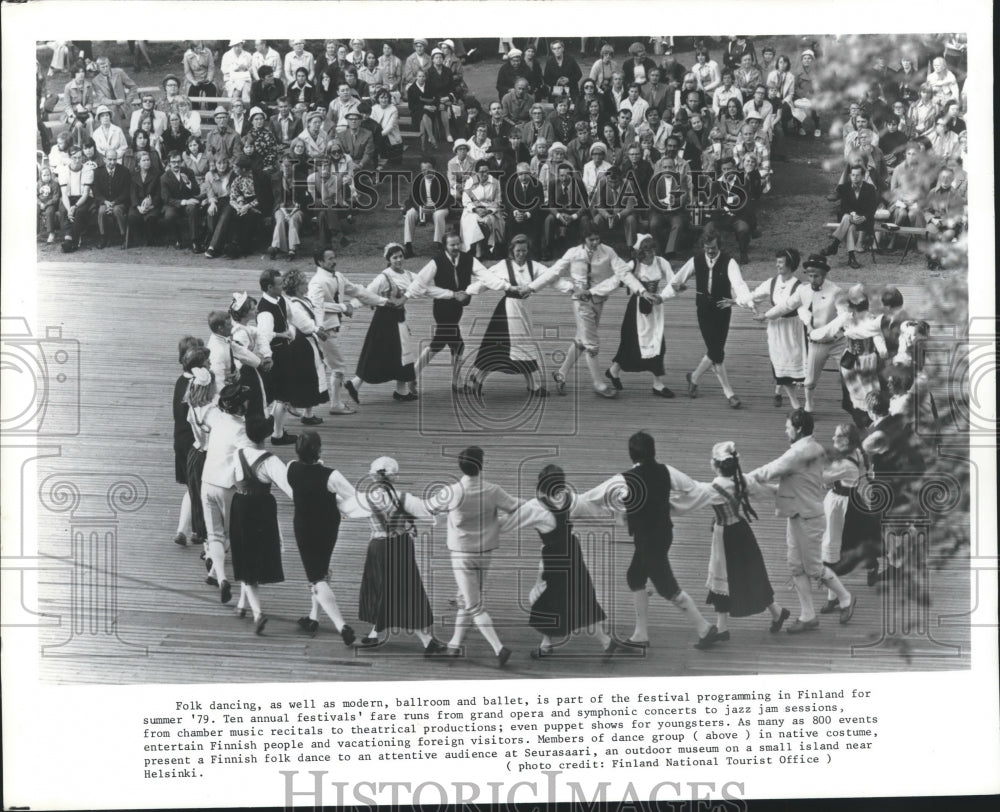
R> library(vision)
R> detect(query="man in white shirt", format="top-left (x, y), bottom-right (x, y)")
top-left (747, 409), bottom-right (856, 632)
top-left (200, 382), bottom-right (251, 605)
top-left (619, 84), bottom-right (649, 129)
top-left (251, 39), bottom-right (283, 82)
top-left (759, 254), bottom-right (846, 414)
top-left (549, 226), bottom-right (634, 398)
top-left (206, 310), bottom-right (262, 390)
top-left (307, 247), bottom-right (396, 413)
top-left (255, 269), bottom-right (298, 446)
top-left (433, 447), bottom-right (520, 667)
top-left (57, 145), bottom-right (95, 251)
top-left (670, 225), bottom-right (754, 408)
top-left (405, 231), bottom-right (487, 392)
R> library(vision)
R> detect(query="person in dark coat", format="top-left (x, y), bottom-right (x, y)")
top-left (126, 149), bottom-right (161, 246)
top-left (542, 40), bottom-right (582, 103)
top-left (821, 164), bottom-right (880, 269)
top-left (160, 150), bottom-right (203, 251)
top-left (92, 147), bottom-right (131, 248)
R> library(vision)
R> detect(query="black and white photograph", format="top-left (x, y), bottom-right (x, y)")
top-left (2, 2), bottom-right (996, 809)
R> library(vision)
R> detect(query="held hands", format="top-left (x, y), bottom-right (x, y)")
top-left (316, 328), bottom-right (329, 342)
top-left (641, 291), bottom-right (662, 305)
top-left (453, 291), bottom-right (472, 306)
top-left (260, 358), bottom-right (274, 372)
top-left (342, 303), bottom-right (355, 318)
top-left (716, 297), bottom-right (736, 310)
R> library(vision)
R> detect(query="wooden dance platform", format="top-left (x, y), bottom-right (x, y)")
top-left (25, 259), bottom-right (970, 683)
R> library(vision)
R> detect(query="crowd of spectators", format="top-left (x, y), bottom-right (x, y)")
top-left (37, 36), bottom-right (968, 269)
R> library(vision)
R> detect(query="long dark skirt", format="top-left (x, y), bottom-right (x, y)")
top-left (706, 520), bottom-right (775, 617)
top-left (358, 534), bottom-right (433, 632)
top-left (283, 334), bottom-right (330, 409)
top-left (184, 447), bottom-right (208, 540)
top-left (238, 365), bottom-right (268, 420)
top-left (612, 294), bottom-right (666, 374)
top-left (356, 307), bottom-right (416, 384)
top-left (529, 531), bottom-right (606, 637)
top-left (830, 489), bottom-right (883, 575)
top-left (229, 491), bottom-right (285, 585)
top-left (473, 296), bottom-right (538, 375)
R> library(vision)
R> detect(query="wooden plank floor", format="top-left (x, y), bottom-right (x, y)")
top-left (27, 260), bottom-right (969, 683)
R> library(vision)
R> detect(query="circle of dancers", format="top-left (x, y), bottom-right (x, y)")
top-left (169, 228), bottom-right (931, 665)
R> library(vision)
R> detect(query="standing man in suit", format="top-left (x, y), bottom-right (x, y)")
top-left (160, 151), bottom-right (203, 251)
top-left (403, 155), bottom-right (451, 257)
top-left (822, 164), bottom-right (879, 268)
top-left (504, 162), bottom-right (545, 253)
top-left (748, 409), bottom-right (856, 633)
top-left (433, 447), bottom-right (521, 667)
top-left (92, 147), bottom-right (130, 248)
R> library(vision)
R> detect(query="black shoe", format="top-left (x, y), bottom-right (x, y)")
top-left (356, 636), bottom-right (381, 648)
top-left (344, 380), bottom-right (360, 404)
top-left (288, 250), bottom-right (297, 261)
top-left (529, 646), bottom-right (553, 660)
top-left (605, 369), bottom-right (623, 390)
top-left (204, 247), bottom-right (217, 258)
top-left (866, 564), bottom-right (881, 587)
top-left (340, 624), bottom-right (356, 646)
top-left (300, 415), bottom-right (323, 425)
top-left (773, 393), bottom-right (783, 407)
top-left (175, 241), bottom-right (184, 250)
top-left (694, 624), bottom-right (721, 649)
top-left (652, 386), bottom-right (675, 398)
top-left (204, 556), bottom-right (212, 571)
top-left (220, 580), bottom-right (232, 604)
top-left (496, 646), bottom-right (513, 668)
top-left (819, 598), bottom-right (840, 614)
top-left (403, 243), bottom-right (415, 259)
top-left (770, 607), bottom-right (791, 633)
top-left (173, 532), bottom-right (187, 546)
top-left (98, 236), bottom-right (108, 249)
top-left (820, 240), bottom-right (839, 256)
top-left (205, 575), bottom-right (218, 587)
top-left (728, 395), bottom-right (742, 409)
top-left (685, 371), bottom-right (698, 398)
top-left (268, 246), bottom-right (278, 259)
top-left (393, 391), bottom-right (418, 401)
top-left (254, 615), bottom-right (268, 635)
top-left (424, 639), bottom-right (447, 657)
top-left (847, 252), bottom-right (861, 269)
top-left (297, 617), bottom-right (319, 636)
top-left (270, 432), bottom-right (298, 446)
top-left (715, 630), bottom-right (731, 642)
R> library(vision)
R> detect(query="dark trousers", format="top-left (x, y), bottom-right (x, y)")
top-left (127, 205), bottom-right (160, 245)
top-left (163, 203), bottom-right (201, 245)
top-left (697, 299), bottom-right (732, 364)
top-left (59, 197), bottom-right (95, 243)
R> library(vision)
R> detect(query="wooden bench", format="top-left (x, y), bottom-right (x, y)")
top-left (876, 223), bottom-right (928, 264)
top-left (824, 222), bottom-right (878, 265)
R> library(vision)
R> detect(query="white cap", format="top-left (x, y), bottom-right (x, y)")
top-left (369, 456), bottom-right (399, 476)
top-left (452, 138), bottom-right (469, 152)
top-left (507, 48), bottom-right (523, 59)
top-left (229, 39), bottom-right (244, 46)
top-left (632, 233), bottom-right (654, 250)
top-left (712, 441), bottom-right (738, 462)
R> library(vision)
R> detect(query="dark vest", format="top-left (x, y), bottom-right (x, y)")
top-left (287, 460), bottom-right (341, 536)
top-left (622, 461), bottom-right (672, 536)
top-left (432, 251), bottom-right (475, 324)
top-left (694, 251), bottom-right (733, 302)
top-left (433, 252), bottom-right (475, 292)
top-left (257, 295), bottom-right (289, 333)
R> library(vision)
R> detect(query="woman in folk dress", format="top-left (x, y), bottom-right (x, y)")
top-left (604, 234), bottom-right (678, 399)
top-left (229, 415), bottom-right (291, 634)
top-left (355, 456), bottom-right (447, 655)
top-left (821, 424), bottom-right (881, 598)
top-left (467, 234), bottom-right (561, 396)
top-left (750, 248), bottom-right (807, 409)
top-left (229, 293), bottom-right (270, 421)
top-left (498, 464), bottom-right (619, 659)
top-left (282, 269), bottom-right (331, 424)
top-left (348, 244), bottom-right (418, 402)
top-left (698, 442), bottom-right (790, 639)
top-left (809, 283), bottom-right (888, 430)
